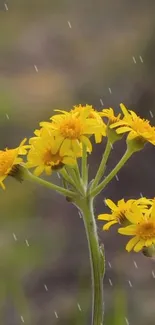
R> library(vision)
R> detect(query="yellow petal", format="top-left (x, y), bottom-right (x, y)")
top-left (105, 199), bottom-right (117, 211)
top-left (134, 240), bottom-right (145, 252)
top-left (126, 236), bottom-right (139, 252)
top-left (34, 165), bottom-right (44, 176)
top-left (103, 220), bottom-right (117, 230)
top-left (120, 103), bottom-right (130, 117)
top-left (116, 126), bottom-right (132, 134)
top-left (118, 225), bottom-right (136, 235)
top-left (72, 139), bottom-right (82, 155)
top-left (81, 136), bottom-right (92, 152)
top-left (60, 139), bottom-right (71, 156)
top-left (98, 213), bottom-right (111, 221)
top-left (62, 156), bottom-right (76, 166)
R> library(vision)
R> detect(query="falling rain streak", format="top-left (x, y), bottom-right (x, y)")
top-left (68, 21), bottom-right (72, 28)
top-left (25, 239), bottom-right (30, 247)
top-left (115, 174), bottom-right (119, 181)
top-left (132, 56), bottom-right (136, 64)
top-left (20, 316), bottom-right (24, 323)
top-left (108, 261), bottom-right (112, 268)
top-left (54, 311), bottom-right (59, 318)
top-left (13, 233), bottom-right (17, 241)
top-left (4, 3), bottom-right (8, 10)
top-left (34, 65), bottom-right (38, 72)
top-left (77, 303), bottom-right (82, 311)
top-left (128, 280), bottom-right (132, 287)
top-left (125, 317), bottom-right (130, 325)
top-left (152, 270), bottom-right (155, 278)
top-left (100, 98), bottom-right (104, 106)
top-left (44, 284), bottom-right (48, 291)
top-left (150, 110), bottom-right (154, 118)
top-left (108, 278), bottom-right (113, 286)
top-left (108, 87), bottom-right (112, 94)
top-left (133, 260), bottom-right (138, 269)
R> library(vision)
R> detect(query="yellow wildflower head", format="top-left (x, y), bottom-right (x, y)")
top-left (110, 103), bottom-right (155, 147)
top-left (0, 138), bottom-right (27, 189)
top-left (98, 197), bottom-right (151, 230)
top-left (100, 108), bottom-right (121, 125)
top-left (118, 203), bottom-right (155, 252)
top-left (26, 129), bottom-right (76, 176)
top-left (40, 108), bottom-right (102, 156)
top-left (72, 104), bottom-right (106, 143)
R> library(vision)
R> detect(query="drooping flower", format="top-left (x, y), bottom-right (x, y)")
top-left (100, 108), bottom-right (121, 125)
top-left (118, 203), bottom-right (155, 252)
top-left (110, 103), bottom-right (155, 145)
top-left (26, 129), bottom-right (76, 176)
top-left (40, 108), bottom-right (102, 156)
top-left (0, 139), bottom-right (27, 189)
top-left (98, 198), bottom-right (151, 230)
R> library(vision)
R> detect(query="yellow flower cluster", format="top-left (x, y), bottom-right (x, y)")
top-left (98, 197), bottom-right (155, 253)
top-left (0, 103), bottom-right (155, 189)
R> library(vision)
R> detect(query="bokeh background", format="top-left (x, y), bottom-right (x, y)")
top-left (1, 0), bottom-right (155, 324)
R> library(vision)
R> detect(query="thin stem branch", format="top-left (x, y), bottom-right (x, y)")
top-left (82, 144), bottom-right (88, 187)
top-left (77, 197), bottom-right (104, 325)
top-left (25, 170), bottom-right (76, 198)
top-left (91, 139), bottom-right (112, 190)
top-left (90, 149), bottom-right (133, 198)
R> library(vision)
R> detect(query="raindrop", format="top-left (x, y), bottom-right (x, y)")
top-left (110, 143), bottom-right (113, 149)
top-left (68, 21), bottom-right (72, 28)
top-left (152, 270), bottom-right (155, 278)
top-left (6, 114), bottom-right (9, 120)
top-left (133, 260), bottom-right (138, 269)
top-left (78, 211), bottom-right (83, 219)
top-left (140, 192), bottom-right (143, 198)
top-left (100, 98), bottom-right (104, 106)
top-left (4, 3), bottom-right (8, 10)
top-left (108, 261), bottom-right (112, 268)
top-left (20, 316), bottom-right (24, 323)
top-left (77, 303), bottom-right (82, 311)
top-left (125, 317), bottom-right (129, 325)
top-left (150, 110), bottom-right (154, 118)
top-left (132, 56), bottom-right (136, 64)
top-left (139, 55), bottom-right (143, 63)
top-left (57, 173), bottom-right (61, 179)
top-left (34, 65), bottom-right (38, 72)
top-left (25, 239), bottom-right (29, 247)
top-left (108, 87), bottom-right (112, 94)
top-left (108, 278), bottom-right (113, 286)
top-left (128, 280), bottom-right (132, 287)
top-left (13, 233), bottom-right (17, 241)
top-left (115, 174), bottom-right (119, 181)
top-left (44, 284), bottom-right (48, 291)
top-left (54, 311), bottom-right (58, 318)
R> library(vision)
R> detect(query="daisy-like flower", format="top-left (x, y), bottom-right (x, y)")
top-left (40, 108), bottom-right (102, 156)
top-left (26, 129), bottom-right (76, 176)
top-left (71, 104), bottom-right (106, 143)
top-left (100, 108), bottom-right (121, 125)
top-left (0, 139), bottom-right (27, 189)
top-left (118, 203), bottom-right (155, 252)
top-left (98, 198), bottom-right (150, 230)
top-left (110, 103), bottom-right (155, 145)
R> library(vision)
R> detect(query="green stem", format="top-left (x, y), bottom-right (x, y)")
top-left (76, 197), bottom-right (104, 325)
top-left (82, 144), bottom-right (88, 187)
top-left (25, 170), bottom-right (76, 198)
top-left (60, 168), bottom-right (77, 189)
top-left (65, 166), bottom-right (85, 196)
top-left (92, 139), bottom-right (112, 190)
top-left (90, 149), bottom-right (133, 198)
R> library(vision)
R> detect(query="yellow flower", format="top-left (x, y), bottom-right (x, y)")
top-left (118, 203), bottom-right (155, 252)
top-left (100, 108), bottom-right (121, 125)
top-left (110, 103), bottom-right (155, 145)
top-left (98, 198), bottom-right (150, 230)
top-left (72, 104), bottom-right (106, 143)
top-left (26, 129), bottom-right (76, 176)
top-left (0, 139), bottom-right (27, 189)
top-left (40, 108), bottom-right (101, 156)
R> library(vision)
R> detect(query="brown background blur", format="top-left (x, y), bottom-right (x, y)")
top-left (0, 1), bottom-right (155, 324)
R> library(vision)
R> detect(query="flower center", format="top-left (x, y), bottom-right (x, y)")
top-left (136, 221), bottom-right (155, 240)
top-left (117, 211), bottom-right (126, 224)
top-left (132, 117), bottom-right (153, 134)
top-left (0, 149), bottom-right (16, 176)
top-left (43, 149), bottom-right (62, 167)
top-left (59, 117), bottom-right (83, 139)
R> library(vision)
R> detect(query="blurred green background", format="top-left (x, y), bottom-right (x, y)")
top-left (1, 0), bottom-right (155, 324)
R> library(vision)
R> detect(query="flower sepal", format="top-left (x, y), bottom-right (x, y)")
top-left (126, 136), bottom-right (146, 153)
top-left (142, 245), bottom-right (155, 258)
